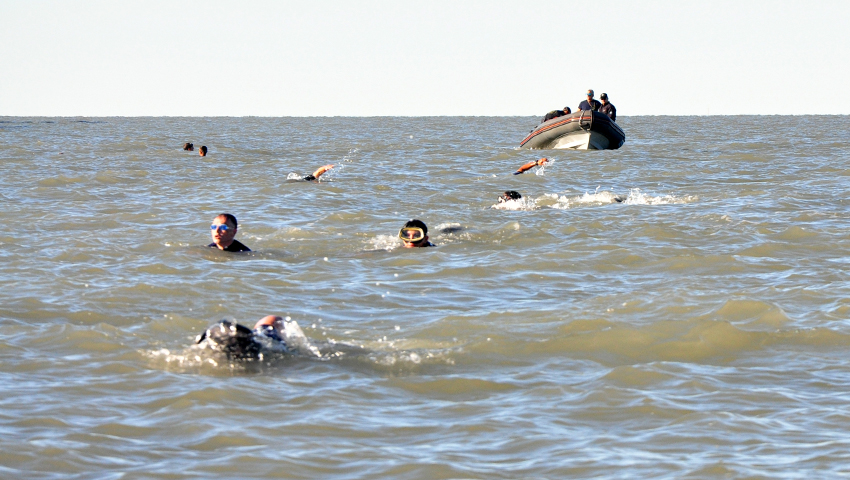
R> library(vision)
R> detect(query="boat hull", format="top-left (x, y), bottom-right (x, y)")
top-left (519, 110), bottom-right (625, 150)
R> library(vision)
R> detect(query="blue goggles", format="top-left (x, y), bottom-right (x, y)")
top-left (211, 224), bottom-right (230, 232)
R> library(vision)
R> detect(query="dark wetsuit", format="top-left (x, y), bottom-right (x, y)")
top-left (208, 240), bottom-right (251, 252)
top-left (196, 320), bottom-right (287, 360)
top-left (542, 110), bottom-right (565, 122)
top-left (600, 103), bottom-right (617, 121)
top-left (578, 99), bottom-right (602, 111)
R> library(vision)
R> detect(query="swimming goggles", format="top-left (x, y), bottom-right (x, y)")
top-left (211, 224), bottom-right (230, 232)
top-left (398, 227), bottom-right (425, 243)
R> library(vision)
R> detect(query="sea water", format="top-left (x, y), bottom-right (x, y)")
top-left (1, 116), bottom-right (849, 478)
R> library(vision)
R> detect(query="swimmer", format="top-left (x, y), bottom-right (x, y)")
top-left (183, 142), bottom-right (194, 151)
top-left (498, 191), bottom-right (522, 203)
top-left (199, 145), bottom-right (207, 157)
top-left (302, 164), bottom-right (334, 181)
top-left (195, 315), bottom-right (287, 360)
top-left (208, 213), bottom-right (251, 252)
top-left (514, 157), bottom-right (548, 175)
top-left (399, 219), bottom-right (434, 248)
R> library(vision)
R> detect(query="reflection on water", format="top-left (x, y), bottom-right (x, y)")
top-left (1, 116), bottom-right (849, 478)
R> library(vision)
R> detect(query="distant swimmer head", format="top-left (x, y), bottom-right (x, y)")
top-left (199, 146), bottom-right (207, 157)
top-left (196, 320), bottom-right (262, 360)
top-left (399, 219), bottom-right (430, 248)
top-left (183, 142), bottom-right (194, 151)
top-left (499, 191), bottom-right (523, 203)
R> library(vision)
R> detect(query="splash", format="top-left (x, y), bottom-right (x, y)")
top-left (492, 197), bottom-right (538, 211)
top-left (534, 158), bottom-right (553, 176)
top-left (549, 188), bottom-right (624, 210)
top-left (548, 187), bottom-right (696, 209)
top-left (622, 188), bottom-right (698, 205)
top-left (367, 234), bottom-right (401, 251)
top-left (280, 317), bottom-right (322, 358)
top-left (148, 318), bottom-right (321, 370)
top-left (341, 148), bottom-right (358, 163)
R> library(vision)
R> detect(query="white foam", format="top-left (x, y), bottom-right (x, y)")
top-left (367, 234), bottom-right (401, 251)
top-left (548, 187), bottom-right (697, 209)
top-left (281, 319), bottom-right (322, 358)
top-left (622, 188), bottom-right (698, 205)
top-left (550, 189), bottom-right (623, 210)
top-left (533, 158), bottom-right (553, 176)
top-left (492, 197), bottom-right (538, 211)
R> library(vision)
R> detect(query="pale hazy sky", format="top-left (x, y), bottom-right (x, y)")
top-left (1, 0), bottom-right (848, 116)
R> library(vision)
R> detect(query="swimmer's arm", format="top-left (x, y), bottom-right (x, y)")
top-left (304, 164), bottom-right (334, 181)
top-left (514, 158), bottom-right (548, 175)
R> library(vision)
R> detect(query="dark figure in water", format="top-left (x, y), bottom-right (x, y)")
top-left (195, 316), bottom-right (287, 360)
top-left (498, 191), bottom-right (522, 203)
top-left (183, 142), bottom-right (194, 151)
top-left (199, 145), bottom-right (208, 157)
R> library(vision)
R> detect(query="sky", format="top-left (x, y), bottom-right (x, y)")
top-left (1, 0), bottom-right (848, 116)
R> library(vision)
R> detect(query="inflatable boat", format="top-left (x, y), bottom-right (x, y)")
top-left (519, 110), bottom-right (625, 150)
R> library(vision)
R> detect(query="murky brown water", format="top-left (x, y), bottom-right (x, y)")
top-left (1, 115), bottom-right (849, 478)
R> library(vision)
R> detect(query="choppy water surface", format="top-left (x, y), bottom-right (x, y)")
top-left (1, 116), bottom-right (849, 478)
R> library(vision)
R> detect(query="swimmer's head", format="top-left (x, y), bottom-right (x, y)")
top-left (199, 145), bottom-right (207, 157)
top-left (183, 142), bottom-right (194, 151)
top-left (210, 213), bottom-right (238, 249)
top-left (254, 315), bottom-right (286, 342)
top-left (399, 219), bottom-right (429, 248)
top-left (254, 315), bottom-right (283, 330)
top-left (499, 191), bottom-right (522, 203)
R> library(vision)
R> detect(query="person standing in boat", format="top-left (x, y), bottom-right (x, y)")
top-left (599, 93), bottom-right (617, 121)
top-left (578, 89), bottom-right (602, 112)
